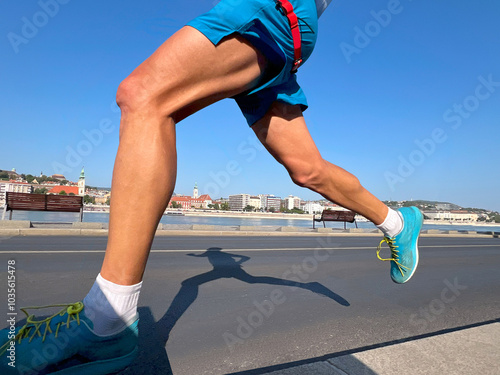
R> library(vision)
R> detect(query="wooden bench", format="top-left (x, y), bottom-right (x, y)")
top-left (2, 192), bottom-right (83, 221)
top-left (313, 209), bottom-right (358, 229)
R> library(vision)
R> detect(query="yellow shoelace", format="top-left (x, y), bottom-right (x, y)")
top-left (376, 237), bottom-right (410, 277)
top-left (0, 302), bottom-right (83, 355)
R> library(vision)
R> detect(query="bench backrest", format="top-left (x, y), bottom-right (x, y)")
top-left (6, 192), bottom-right (83, 213)
top-left (321, 209), bottom-right (356, 222)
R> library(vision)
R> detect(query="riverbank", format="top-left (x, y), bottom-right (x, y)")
top-left (6, 210), bottom-right (500, 232)
top-left (85, 209), bottom-right (500, 227)
top-left (1, 219), bottom-right (499, 238)
top-left (84, 209), bottom-right (315, 221)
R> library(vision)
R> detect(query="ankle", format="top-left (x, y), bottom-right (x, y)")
top-left (100, 268), bottom-right (143, 286)
top-left (83, 273), bottom-right (142, 336)
top-left (376, 208), bottom-right (403, 237)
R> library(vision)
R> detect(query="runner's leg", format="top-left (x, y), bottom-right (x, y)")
top-left (252, 101), bottom-right (389, 225)
top-left (101, 26), bottom-right (271, 286)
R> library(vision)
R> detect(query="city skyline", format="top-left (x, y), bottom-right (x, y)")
top-left (1, 1), bottom-right (499, 212)
top-left (2, 167), bottom-right (499, 216)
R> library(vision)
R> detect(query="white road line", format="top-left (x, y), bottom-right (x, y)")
top-left (0, 244), bottom-right (498, 254)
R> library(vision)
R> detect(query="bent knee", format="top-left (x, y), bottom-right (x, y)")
top-left (290, 160), bottom-right (363, 195)
top-left (289, 160), bottom-right (327, 189)
top-left (116, 73), bottom-right (160, 114)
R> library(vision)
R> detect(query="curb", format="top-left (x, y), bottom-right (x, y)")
top-left (258, 322), bottom-right (500, 375)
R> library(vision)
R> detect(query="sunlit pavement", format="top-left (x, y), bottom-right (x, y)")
top-left (1, 235), bottom-right (499, 374)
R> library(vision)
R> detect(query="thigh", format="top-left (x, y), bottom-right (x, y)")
top-left (251, 101), bottom-right (323, 171)
top-left (123, 25), bottom-right (269, 122)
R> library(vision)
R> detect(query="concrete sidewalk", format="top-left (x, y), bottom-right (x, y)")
top-left (259, 322), bottom-right (500, 375)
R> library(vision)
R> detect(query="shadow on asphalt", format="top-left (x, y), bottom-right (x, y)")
top-left (125, 247), bottom-right (350, 374)
top-left (157, 247), bottom-right (349, 340)
top-left (122, 306), bottom-right (174, 375)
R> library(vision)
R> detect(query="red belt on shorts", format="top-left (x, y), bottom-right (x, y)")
top-left (275, 0), bottom-right (302, 73)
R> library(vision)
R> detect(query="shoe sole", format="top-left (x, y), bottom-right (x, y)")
top-left (50, 347), bottom-right (138, 375)
top-left (400, 242), bottom-right (419, 284)
top-left (398, 208), bottom-right (423, 284)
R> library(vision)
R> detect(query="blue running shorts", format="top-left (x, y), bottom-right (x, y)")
top-left (187, 0), bottom-right (318, 125)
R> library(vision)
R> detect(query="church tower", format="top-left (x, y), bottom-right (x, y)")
top-left (78, 167), bottom-right (86, 196)
top-left (193, 182), bottom-right (199, 199)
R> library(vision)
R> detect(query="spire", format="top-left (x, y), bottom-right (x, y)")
top-left (79, 167), bottom-right (85, 180)
top-left (193, 182), bottom-right (199, 199)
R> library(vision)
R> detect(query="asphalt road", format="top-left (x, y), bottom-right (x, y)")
top-left (0, 235), bottom-right (499, 375)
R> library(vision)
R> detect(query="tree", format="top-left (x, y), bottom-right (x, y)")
top-left (83, 195), bottom-right (95, 204)
top-left (34, 187), bottom-right (48, 194)
top-left (61, 179), bottom-right (68, 185)
top-left (105, 197), bottom-right (111, 205)
top-left (269, 207), bottom-right (276, 213)
top-left (243, 205), bottom-right (255, 212)
top-left (170, 201), bottom-right (182, 209)
top-left (25, 174), bottom-right (35, 183)
top-left (69, 192), bottom-right (75, 196)
top-left (220, 202), bottom-right (230, 211)
top-left (0, 172), bottom-right (9, 180)
top-left (59, 190), bottom-right (67, 195)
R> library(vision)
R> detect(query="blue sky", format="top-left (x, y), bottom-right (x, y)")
top-left (1, 0), bottom-right (499, 211)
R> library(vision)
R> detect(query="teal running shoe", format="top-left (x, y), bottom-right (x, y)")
top-left (0, 302), bottom-right (138, 375)
top-left (377, 206), bottom-right (423, 284)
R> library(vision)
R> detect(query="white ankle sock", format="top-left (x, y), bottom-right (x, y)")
top-left (83, 273), bottom-right (142, 336)
top-left (376, 208), bottom-right (403, 237)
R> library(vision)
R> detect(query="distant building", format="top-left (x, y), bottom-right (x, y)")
top-left (51, 174), bottom-right (67, 181)
top-left (169, 196), bottom-right (199, 209)
top-left (322, 201), bottom-right (340, 209)
top-left (0, 181), bottom-right (33, 205)
top-left (229, 194), bottom-right (250, 211)
top-left (95, 193), bottom-right (111, 205)
top-left (45, 168), bottom-right (84, 196)
top-left (249, 196), bottom-right (261, 210)
top-left (198, 194), bottom-right (212, 208)
top-left (40, 181), bottom-right (59, 187)
top-left (169, 194), bottom-right (212, 210)
top-left (47, 185), bottom-right (80, 195)
top-left (301, 201), bottom-right (323, 214)
top-left (284, 195), bottom-right (301, 210)
top-left (78, 168), bottom-right (85, 196)
top-left (424, 210), bottom-right (478, 222)
top-left (193, 182), bottom-right (199, 199)
top-left (215, 197), bottom-right (229, 208)
top-left (259, 194), bottom-right (281, 211)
